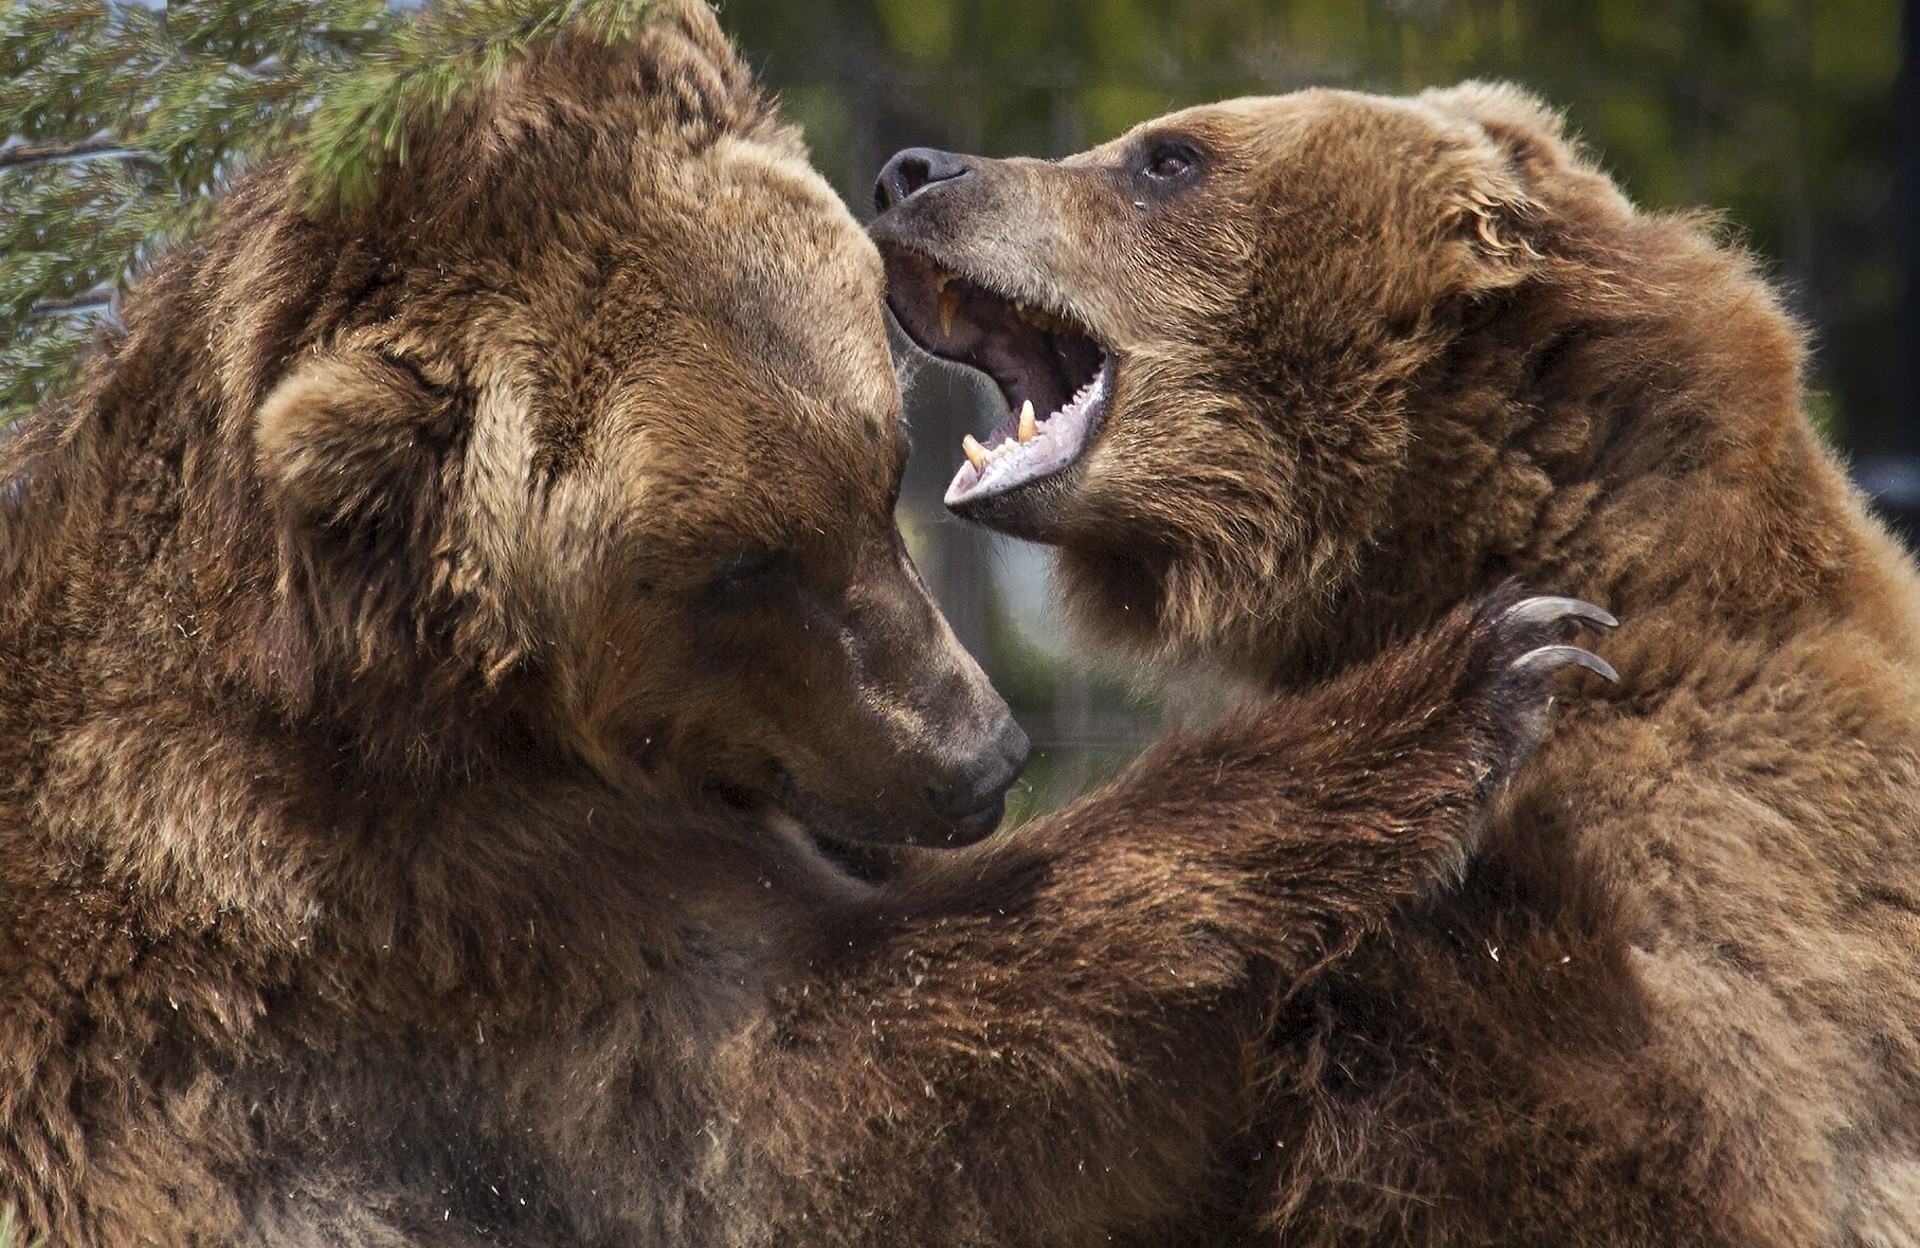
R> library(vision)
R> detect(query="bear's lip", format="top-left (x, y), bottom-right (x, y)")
top-left (878, 245), bottom-right (1112, 511)
top-left (771, 763), bottom-right (1004, 850)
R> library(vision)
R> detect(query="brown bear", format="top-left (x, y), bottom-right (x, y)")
top-left (0, 13), bottom-right (1611, 1246)
top-left (871, 83), bottom-right (1920, 1245)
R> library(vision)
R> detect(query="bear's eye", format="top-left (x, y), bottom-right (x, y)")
top-left (709, 548), bottom-right (793, 600)
top-left (1140, 140), bottom-right (1200, 184)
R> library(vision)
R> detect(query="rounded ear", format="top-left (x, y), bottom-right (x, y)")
top-left (1419, 83), bottom-right (1559, 289)
top-left (255, 349), bottom-right (460, 535)
top-left (252, 348), bottom-right (480, 704)
top-left (1420, 80), bottom-right (1568, 166)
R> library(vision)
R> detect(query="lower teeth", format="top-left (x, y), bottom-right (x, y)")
top-left (956, 367), bottom-right (1105, 479)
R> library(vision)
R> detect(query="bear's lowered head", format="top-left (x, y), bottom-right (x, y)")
top-left (4, 1), bottom-right (1026, 849)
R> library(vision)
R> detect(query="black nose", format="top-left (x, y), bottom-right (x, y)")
top-left (873, 147), bottom-right (971, 214)
top-left (928, 717), bottom-right (1031, 836)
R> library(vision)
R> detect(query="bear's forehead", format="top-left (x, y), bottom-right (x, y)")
top-left (586, 354), bottom-right (905, 546)
top-left (691, 140), bottom-right (885, 307)
top-left (352, 97), bottom-right (902, 504)
top-left (648, 139), bottom-right (898, 434)
top-left (1085, 90), bottom-right (1460, 167)
top-left (454, 129), bottom-right (897, 435)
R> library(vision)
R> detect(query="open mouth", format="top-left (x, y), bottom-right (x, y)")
top-left (881, 247), bottom-right (1113, 510)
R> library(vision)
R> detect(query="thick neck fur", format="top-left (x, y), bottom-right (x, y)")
top-left (1265, 213), bottom-right (1920, 693)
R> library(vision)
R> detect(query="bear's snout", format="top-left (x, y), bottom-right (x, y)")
top-left (927, 714), bottom-right (1031, 843)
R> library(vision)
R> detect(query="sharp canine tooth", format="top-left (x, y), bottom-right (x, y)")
top-left (1017, 400), bottom-right (1038, 443)
top-left (962, 434), bottom-right (988, 471)
top-left (937, 287), bottom-right (959, 337)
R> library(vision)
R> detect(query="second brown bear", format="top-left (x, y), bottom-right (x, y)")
top-left (876, 82), bottom-right (1920, 1245)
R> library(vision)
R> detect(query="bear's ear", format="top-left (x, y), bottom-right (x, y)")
top-left (1420, 83), bottom-right (1556, 288)
top-left (254, 347), bottom-right (462, 537)
top-left (1420, 81), bottom-right (1567, 169)
top-left (251, 347), bottom-right (483, 707)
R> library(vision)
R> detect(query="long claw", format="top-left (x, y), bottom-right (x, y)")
top-left (1503, 596), bottom-right (1618, 633)
top-left (1511, 644), bottom-right (1620, 684)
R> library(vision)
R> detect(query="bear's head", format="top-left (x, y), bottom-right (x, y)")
top-left (871, 84), bottom-right (1675, 683)
top-left (162, 4), bottom-right (1027, 845)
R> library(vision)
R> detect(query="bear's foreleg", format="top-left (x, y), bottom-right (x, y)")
top-left (713, 592), bottom-right (1613, 1245)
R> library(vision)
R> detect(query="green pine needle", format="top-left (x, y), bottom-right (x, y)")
top-left (2, 0), bottom-right (661, 429)
top-left (297, 0), bottom-right (659, 211)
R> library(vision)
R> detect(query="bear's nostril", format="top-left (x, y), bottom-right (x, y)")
top-left (874, 147), bottom-right (972, 214)
top-left (879, 155), bottom-right (932, 212)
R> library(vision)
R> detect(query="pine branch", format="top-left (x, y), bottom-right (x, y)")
top-left (0, 135), bottom-right (134, 167)
top-left (296, 0), bottom-right (661, 211)
top-left (1, 0), bottom-right (667, 429)
top-left (0, 316), bottom-right (95, 424)
top-left (29, 295), bottom-right (114, 317)
top-left (2, 0), bottom-right (385, 426)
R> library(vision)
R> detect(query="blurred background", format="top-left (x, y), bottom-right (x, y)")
top-left (714, 0), bottom-right (1914, 816)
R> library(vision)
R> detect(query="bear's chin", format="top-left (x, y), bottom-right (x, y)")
top-left (760, 769), bottom-right (1007, 850)
top-left (796, 791), bottom-right (1006, 849)
top-left (944, 469), bottom-right (1085, 544)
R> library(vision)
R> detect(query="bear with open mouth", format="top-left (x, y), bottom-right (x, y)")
top-left (0, 13), bottom-right (1615, 1244)
top-left (874, 83), bottom-right (1920, 1245)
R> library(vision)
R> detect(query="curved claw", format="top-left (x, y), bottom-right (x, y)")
top-left (1511, 644), bottom-right (1620, 684)
top-left (1502, 596), bottom-right (1618, 633)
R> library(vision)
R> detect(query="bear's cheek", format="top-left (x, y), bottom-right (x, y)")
top-left (644, 583), bottom-right (873, 766)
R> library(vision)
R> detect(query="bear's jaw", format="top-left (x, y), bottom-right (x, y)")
top-left (945, 361), bottom-right (1112, 510)
top-left (878, 245), bottom-right (1113, 517)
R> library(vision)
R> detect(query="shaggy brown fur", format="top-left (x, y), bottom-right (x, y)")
top-left (0, 18), bottom-right (1606, 1245)
top-left (873, 84), bottom-right (1920, 1245)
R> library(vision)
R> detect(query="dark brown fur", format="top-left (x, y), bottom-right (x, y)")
top-left (873, 85), bottom-right (1920, 1243)
top-left (0, 20), bottom-right (1600, 1246)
